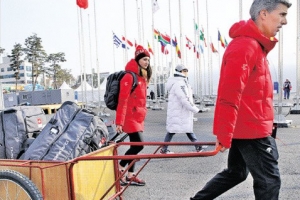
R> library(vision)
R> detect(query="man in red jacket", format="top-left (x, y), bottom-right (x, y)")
top-left (191, 0), bottom-right (292, 199)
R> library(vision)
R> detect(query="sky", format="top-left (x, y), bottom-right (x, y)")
top-left (0, 0), bottom-right (298, 93)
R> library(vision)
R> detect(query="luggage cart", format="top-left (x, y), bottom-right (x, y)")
top-left (0, 141), bottom-right (221, 200)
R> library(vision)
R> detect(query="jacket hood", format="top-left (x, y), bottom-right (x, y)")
top-left (125, 59), bottom-right (139, 74)
top-left (166, 72), bottom-right (186, 91)
top-left (229, 19), bottom-right (277, 54)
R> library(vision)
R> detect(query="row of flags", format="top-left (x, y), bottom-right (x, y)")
top-left (113, 29), bottom-right (228, 60)
top-left (78, 1), bottom-right (227, 59)
top-left (113, 32), bottom-right (155, 56)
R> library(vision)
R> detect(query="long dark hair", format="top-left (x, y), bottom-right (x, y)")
top-left (139, 64), bottom-right (152, 84)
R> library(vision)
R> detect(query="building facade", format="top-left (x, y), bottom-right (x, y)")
top-left (0, 56), bottom-right (34, 85)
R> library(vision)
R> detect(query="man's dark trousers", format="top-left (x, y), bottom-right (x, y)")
top-left (191, 137), bottom-right (281, 200)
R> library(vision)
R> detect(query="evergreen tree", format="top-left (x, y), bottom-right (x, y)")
top-left (46, 52), bottom-right (66, 89)
top-left (8, 43), bottom-right (23, 92)
top-left (24, 33), bottom-right (47, 91)
top-left (0, 47), bottom-right (5, 54)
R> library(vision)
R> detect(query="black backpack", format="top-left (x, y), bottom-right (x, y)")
top-left (104, 71), bottom-right (138, 110)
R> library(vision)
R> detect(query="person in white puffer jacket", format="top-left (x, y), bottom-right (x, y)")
top-left (160, 64), bottom-right (203, 154)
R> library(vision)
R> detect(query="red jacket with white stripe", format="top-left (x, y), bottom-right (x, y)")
top-left (115, 59), bottom-right (147, 133)
top-left (213, 19), bottom-right (277, 148)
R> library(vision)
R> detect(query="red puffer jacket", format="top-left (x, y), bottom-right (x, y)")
top-left (213, 19), bottom-right (277, 148)
top-left (115, 59), bottom-right (147, 133)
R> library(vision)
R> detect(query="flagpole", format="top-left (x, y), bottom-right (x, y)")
top-left (179, 0), bottom-right (184, 65)
top-left (295, 0), bottom-right (300, 109)
top-left (113, 34), bottom-right (116, 72)
top-left (141, 0), bottom-right (145, 45)
top-left (88, 14), bottom-right (94, 102)
top-left (168, 0), bottom-right (174, 73)
top-left (81, 9), bottom-right (87, 104)
top-left (206, 0), bottom-right (212, 97)
top-left (76, 8), bottom-right (83, 97)
top-left (123, 0), bottom-right (128, 62)
top-left (0, 0), bottom-right (1, 61)
top-left (136, 0), bottom-right (141, 44)
top-left (196, 0), bottom-right (202, 100)
top-left (239, 0), bottom-right (243, 20)
top-left (193, 1), bottom-right (197, 95)
top-left (152, 1), bottom-right (158, 102)
top-left (93, 0), bottom-right (102, 107)
top-left (274, 29), bottom-right (285, 122)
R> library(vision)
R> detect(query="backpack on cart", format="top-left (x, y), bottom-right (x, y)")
top-left (104, 71), bottom-right (138, 110)
top-left (22, 101), bottom-right (109, 161)
top-left (0, 106), bottom-right (47, 159)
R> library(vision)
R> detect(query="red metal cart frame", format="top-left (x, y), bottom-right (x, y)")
top-left (0, 141), bottom-right (221, 200)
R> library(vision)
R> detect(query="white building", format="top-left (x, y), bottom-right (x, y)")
top-left (0, 56), bottom-right (35, 85)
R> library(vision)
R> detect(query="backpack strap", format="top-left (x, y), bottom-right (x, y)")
top-left (126, 71), bottom-right (138, 93)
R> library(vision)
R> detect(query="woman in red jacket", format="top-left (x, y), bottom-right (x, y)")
top-left (115, 45), bottom-right (152, 186)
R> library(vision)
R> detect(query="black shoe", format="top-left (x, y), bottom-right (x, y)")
top-left (195, 146), bottom-right (203, 152)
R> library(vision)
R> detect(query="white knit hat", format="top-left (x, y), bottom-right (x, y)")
top-left (175, 64), bottom-right (188, 72)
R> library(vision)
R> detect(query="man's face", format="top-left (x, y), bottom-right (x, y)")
top-left (261, 4), bottom-right (289, 38)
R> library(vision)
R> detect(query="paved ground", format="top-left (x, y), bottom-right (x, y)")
top-left (101, 97), bottom-right (300, 200)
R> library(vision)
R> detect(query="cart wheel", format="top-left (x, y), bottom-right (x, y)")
top-left (0, 169), bottom-right (43, 200)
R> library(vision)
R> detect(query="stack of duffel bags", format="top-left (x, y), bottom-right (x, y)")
top-left (0, 101), bottom-right (109, 161)
top-left (0, 105), bottom-right (47, 159)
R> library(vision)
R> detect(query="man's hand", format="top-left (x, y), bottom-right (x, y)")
top-left (116, 125), bottom-right (123, 134)
top-left (216, 139), bottom-right (228, 152)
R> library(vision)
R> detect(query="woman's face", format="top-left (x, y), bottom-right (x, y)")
top-left (138, 57), bottom-right (150, 69)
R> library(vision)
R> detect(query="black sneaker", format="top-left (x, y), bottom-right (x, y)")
top-left (160, 149), bottom-right (174, 154)
top-left (195, 146), bottom-right (203, 152)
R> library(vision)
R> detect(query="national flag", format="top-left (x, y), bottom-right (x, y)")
top-left (195, 23), bottom-right (199, 34)
top-left (122, 36), bottom-right (133, 47)
top-left (176, 45), bottom-right (181, 58)
top-left (210, 42), bottom-right (218, 53)
top-left (173, 36), bottom-right (181, 58)
top-left (204, 38), bottom-right (207, 47)
top-left (186, 36), bottom-right (192, 43)
top-left (186, 36), bottom-right (192, 50)
top-left (154, 29), bottom-right (160, 40)
top-left (224, 38), bottom-right (228, 47)
top-left (113, 33), bottom-right (122, 48)
top-left (200, 30), bottom-right (205, 41)
top-left (171, 38), bottom-right (177, 47)
top-left (218, 30), bottom-right (226, 48)
top-left (160, 41), bottom-right (169, 54)
top-left (77, 0), bottom-right (88, 9)
top-left (148, 42), bottom-right (154, 55)
top-left (134, 39), bottom-right (137, 48)
top-left (160, 33), bottom-right (171, 44)
top-left (199, 44), bottom-right (204, 54)
top-left (152, 0), bottom-right (160, 13)
top-left (200, 28), bottom-right (207, 47)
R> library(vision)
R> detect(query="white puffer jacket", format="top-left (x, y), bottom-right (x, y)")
top-left (166, 72), bottom-right (199, 133)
